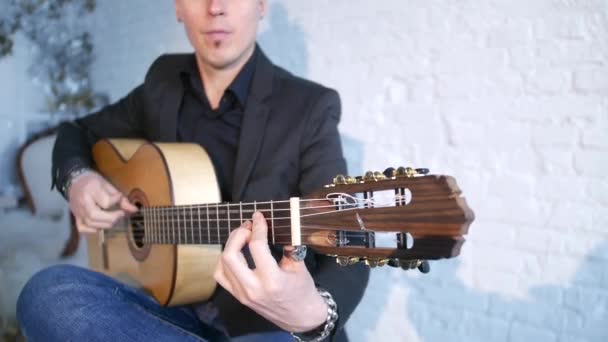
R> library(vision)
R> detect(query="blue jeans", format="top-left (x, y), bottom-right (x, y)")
top-left (17, 264), bottom-right (292, 341)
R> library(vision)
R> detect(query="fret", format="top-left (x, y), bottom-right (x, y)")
top-left (171, 206), bottom-right (176, 244)
top-left (158, 207), bottom-right (169, 243)
top-left (227, 203), bottom-right (231, 233)
top-left (149, 207), bottom-right (154, 244)
top-left (206, 203), bottom-right (210, 244)
top-left (189, 205), bottom-right (194, 243)
top-left (178, 207), bottom-right (182, 244)
top-left (150, 207), bottom-right (155, 244)
top-left (154, 207), bottom-right (158, 244)
top-left (216, 204), bottom-right (220, 244)
top-left (158, 207), bottom-right (163, 244)
top-left (198, 205), bottom-right (202, 244)
top-left (187, 205), bottom-right (192, 244)
top-left (240, 202), bottom-right (243, 224)
top-left (148, 207), bottom-right (153, 244)
top-left (271, 201), bottom-right (275, 244)
top-left (142, 209), bottom-right (147, 244)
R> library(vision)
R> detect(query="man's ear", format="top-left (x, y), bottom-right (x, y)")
top-left (258, 0), bottom-right (267, 20)
top-left (175, 0), bottom-right (183, 22)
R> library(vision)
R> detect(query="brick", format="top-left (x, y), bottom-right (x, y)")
top-left (537, 148), bottom-right (576, 175)
top-left (460, 311), bottom-right (510, 342)
top-left (508, 95), bottom-right (604, 123)
top-left (588, 180), bottom-right (608, 205)
top-left (486, 18), bottom-right (534, 48)
top-left (435, 47), bottom-right (508, 74)
top-left (445, 120), bottom-right (488, 147)
top-left (515, 227), bottom-right (552, 254)
top-left (477, 195), bottom-right (549, 226)
top-left (582, 125), bottom-right (608, 150)
top-left (574, 150), bottom-right (608, 178)
top-left (534, 14), bottom-right (591, 41)
top-left (546, 202), bottom-right (594, 230)
top-left (407, 76), bottom-right (435, 103)
top-left (437, 70), bottom-right (524, 99)
top-left (474, 268), bottom-right (522, 296)
top-left (487, 173), bottom-right (535, 199)
top-left (535, 175), bottom-right (586, 202)
top-left (509, 321), bottom-right (557, 342)
top-left (574, 66), bottom-right (608, 94)
top-left (572, 258), bottom-right (608, 287)
top-left (469, 222), bottom-right (517, 247)
top-left (531, 124), bottom-right (578, 148)
top-left (537, 40), bottom-right (606, 67)
top-left (523, 68), bottom-right (572, 95)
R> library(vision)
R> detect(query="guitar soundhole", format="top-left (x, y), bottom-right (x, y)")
top-left (131, 209), bottom-right (146, 248)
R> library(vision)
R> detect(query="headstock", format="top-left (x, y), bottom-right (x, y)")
top-left (300, 167), bottom-right (474, 272)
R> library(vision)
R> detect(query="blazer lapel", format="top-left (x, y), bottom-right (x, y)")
top-left (232, 48), bottom-right (274, 201)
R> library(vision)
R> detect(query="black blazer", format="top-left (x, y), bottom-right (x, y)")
top-left (52, 47), bottom-right (370, 339)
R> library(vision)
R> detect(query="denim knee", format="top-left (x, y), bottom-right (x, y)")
top-left (17, 264), bottom-right (90, 325)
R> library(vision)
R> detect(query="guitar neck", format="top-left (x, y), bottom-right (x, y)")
top-left (134, 200), bottom-right (294, 245)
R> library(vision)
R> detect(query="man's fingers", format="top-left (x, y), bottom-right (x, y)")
top-left (94, 190), bottom-right (122, 210)
top-left (119, 196), bottom-right (138, 213)
top-left (222, 224), bottom-right (257, 288)
top-left (248, 212), bottom-right (280, 276)
top-left (75, 217), bottom-right (100, 234)
top-left (102, 181), bottom-right (120, 195)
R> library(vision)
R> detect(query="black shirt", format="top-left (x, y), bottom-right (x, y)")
top-left (177, 50), bottom-right (257, 202)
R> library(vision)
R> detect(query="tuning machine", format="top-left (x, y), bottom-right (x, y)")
top-left (332, 174), bottom-right (358, 186)
top-left (336, 256), bottom-right (362, 266)
top-left (362, 171), bottom-right (387, 182)
top-left (388, 167), bottom-right (430, 178)
top-left (387, 259), bottom-right (431, 273)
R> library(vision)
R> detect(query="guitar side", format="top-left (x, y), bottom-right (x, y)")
top-left (87, 139), bottom-right (222, 306)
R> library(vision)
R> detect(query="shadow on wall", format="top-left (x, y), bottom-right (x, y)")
top-left (349, 240), bottom-right (608, 342)
top-left (258, 2), bottom-right (308, 78)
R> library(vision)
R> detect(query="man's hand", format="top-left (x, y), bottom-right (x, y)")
top-left (68, 171), bottom-right (138, 234)
top-left (214, 212), bottom-right (328, 333)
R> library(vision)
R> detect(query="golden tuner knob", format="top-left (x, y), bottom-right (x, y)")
top-left (333, 174), bottom-right (347, 185)
top-left (365, 258), bottom-right (381, 268)
top-left (373, 171), bottom-right (386, 180)
top-left (345, 176), bottom-right (357, 184)
top-left (336, 256), bottom-right (350, 266)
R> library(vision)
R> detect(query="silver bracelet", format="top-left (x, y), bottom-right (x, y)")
top-left (291, 288), bottom-right (338, 342)
top-left (61, 167), bottom-right (93, 200)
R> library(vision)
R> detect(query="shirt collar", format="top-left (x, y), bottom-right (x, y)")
top-left (180, 46), bottom-right (258, 109)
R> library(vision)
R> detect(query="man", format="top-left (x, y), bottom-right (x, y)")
top-left (16, 0), bottom-right (369, 341)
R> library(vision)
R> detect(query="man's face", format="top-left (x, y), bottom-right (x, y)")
top-left (175, 0), bottom-right (266, 70)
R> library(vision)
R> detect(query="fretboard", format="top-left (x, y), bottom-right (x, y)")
top-left (132, 200), bottom-right (293, 245)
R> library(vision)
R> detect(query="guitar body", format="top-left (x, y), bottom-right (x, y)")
top-left (87, 139), bottom-right (222, 306)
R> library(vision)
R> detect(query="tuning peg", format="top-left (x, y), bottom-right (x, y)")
top-left (363, 171), bottom-right (375, 181)
top-left (395, 167), bottom-right (407, 177)
top-left (365, 258), bottom-right (380, 268)
top-left (333, 174), bottom-right (347, 185)
top-left (387, 259), bottom-right (400, 267)
top-left (345, 176), bottom-right (357, 184)
top-left (383, 167), bottom-right (395, 178)
top-left (373, 171), bottom-right (386, 180)
top-left (336, 256), bottom-right (362, 266)
top-left (415, 168), bottom-right (430, 175)
top-left (336, 256), bottom-right (350, 266)
top-left (418, 260), bottom-right (431, 274)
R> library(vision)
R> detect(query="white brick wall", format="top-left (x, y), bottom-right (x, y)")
top-left (0, 0), bottom-right (606, 341)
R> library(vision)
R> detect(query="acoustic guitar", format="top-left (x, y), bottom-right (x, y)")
top-left (87, 139), bottom-right (474, 307)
